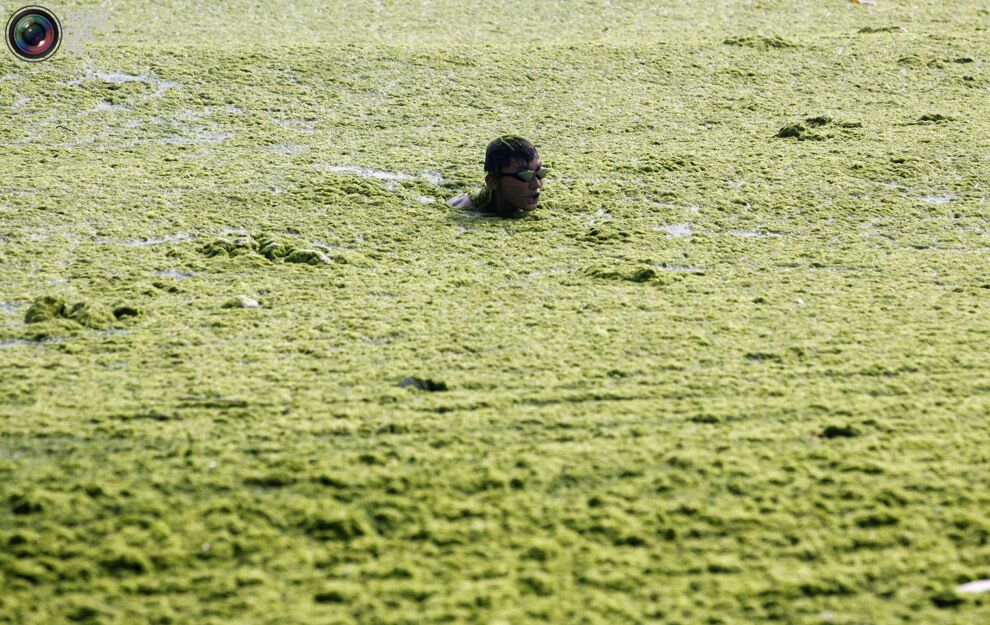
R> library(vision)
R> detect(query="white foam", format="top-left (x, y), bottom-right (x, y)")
top-left (153, 270), bottom-right (193, 279)
top-left (321, 165), bottom-right (414, 181)
top-left (317, 164), bottom-right (443, 186)
top-left (161, 131), bottom-right (235, 145)
top-left (90, 101), bottom-right (130, 113)
top-left (67, 69), bottom-right (181, 97)
top-left (95, 233), bottom-right (192, 246)
top-left (655, 223), bottom-right (693, 237)
top-left (726, 229), bottom-right (779, 238)
top-left (653, 264), bottom-right (706, 273)
top-left (0, 340), bottom-right (35, 349)
top-left (262, 143), bottom-right (310, 155)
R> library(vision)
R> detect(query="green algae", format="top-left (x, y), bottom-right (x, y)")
top-left (22, 296), bottom-right (66, 324)
top-left (199, 232), bottom-right (333, 265)
top-left (23, 296), bottom-right (115, 330)
top-left (723, 34), bottom-right (797, 50)
top-left (1, 1), bottom-right (990, 624)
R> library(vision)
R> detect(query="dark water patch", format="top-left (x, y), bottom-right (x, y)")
top-left (854, 511), bottom-right (899, 528)
top-left (314, 583), bottom-right (360, 604)
top-left (819, 424), bottom-right (860, 439)
top-left (111, 308), bottom-right (140, 323)
top-left (399, 376), bottom-right (448, 392)
top-left (931, 591), bottom-right (966, 608)
top-left (109, 409), bottom-right (177, 421)
top-left (178, 397), bottom-right (250, 409)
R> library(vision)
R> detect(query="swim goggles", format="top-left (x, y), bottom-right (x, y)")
top-left (499, 166), bottom-right (548, 183)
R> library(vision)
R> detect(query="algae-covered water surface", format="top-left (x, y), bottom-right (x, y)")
top-left (1, 1), bottom-right (989, 623)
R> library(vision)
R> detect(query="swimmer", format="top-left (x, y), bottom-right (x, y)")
top-left (449, 135), bottom-right (547, 217)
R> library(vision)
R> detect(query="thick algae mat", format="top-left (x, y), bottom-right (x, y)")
top-left (1, 0), bottom-right (989, 623)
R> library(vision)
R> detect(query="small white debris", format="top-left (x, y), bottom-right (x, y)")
top-left (208, 460), bottom-right (217, 469)
top-left (201, 542), bottom-right (212, 553)
top-left (956, 580), bottom-right (990, 594)
top-left (795, 297), bottom-right (805, 305)
top-left (236, 295), bottom-right (260, 309)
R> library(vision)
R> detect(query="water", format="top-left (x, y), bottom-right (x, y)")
top-left (94, 233), bottom-right (192, 246)
top-left (152, 270), bottom-right (194, 280)
top-left (655, 223), bottom-right (693, 237)
top-left (316, 164), bottom-right (444, 186)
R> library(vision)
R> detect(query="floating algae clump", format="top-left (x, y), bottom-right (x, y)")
top-left (23, 296), bottom-right (66, 324)
top-left (199, 234), bottom-right (263, 258)
top-left (583, 264), bottom-right (664, 284)
top-left (775, 116), bottom-right (863, 140)
top-left (259, 240), bottom-right (291, 260)
top-left (199, 232), bottom-right (330, 265)
top-left (285, 249), bottom-right (331, 265)
top-left (723, 34), bottom-right (796, 49)
top-left (24, 296), bottom-right (114, 329)
top-left (65, 302), bottom-right (115, 329)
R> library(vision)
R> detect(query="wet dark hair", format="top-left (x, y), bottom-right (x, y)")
top-left (484, 135), bottom-right (538, 174)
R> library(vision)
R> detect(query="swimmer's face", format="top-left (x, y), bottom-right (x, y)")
top-left (488, 155), bottom-right (544, 214)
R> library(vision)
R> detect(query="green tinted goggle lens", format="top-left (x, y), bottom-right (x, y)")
top-left (506, 167), bottom-right (548, 182)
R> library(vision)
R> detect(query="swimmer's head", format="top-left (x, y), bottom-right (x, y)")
top-left (484, 135), bottom-right (545, 214)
